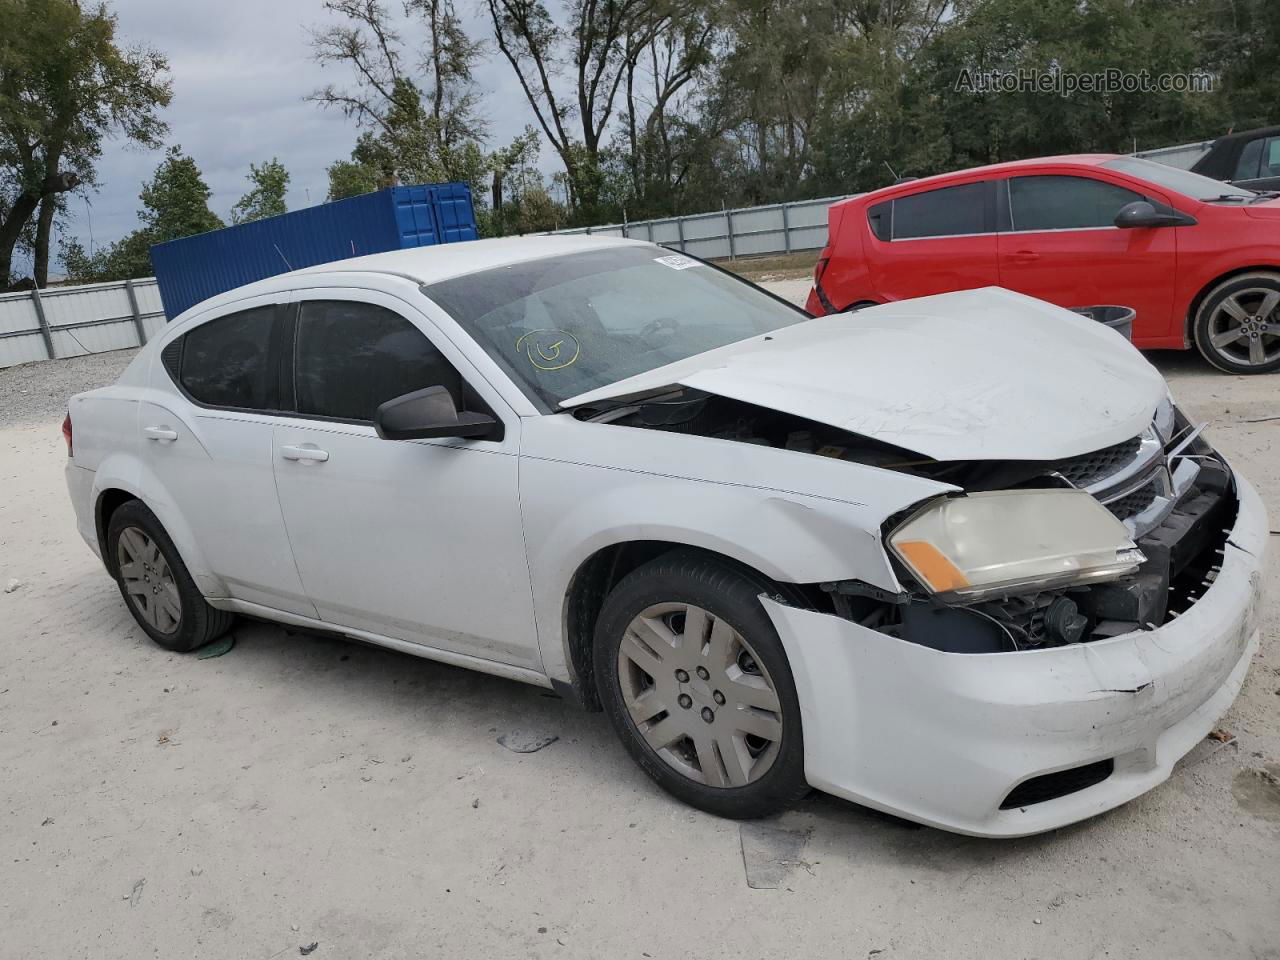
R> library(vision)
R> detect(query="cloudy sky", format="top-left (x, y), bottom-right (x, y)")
top-left (48, 0), bottom-right (541, 270)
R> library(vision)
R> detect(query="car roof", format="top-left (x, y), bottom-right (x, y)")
top-left (174, 234), bottom-right (648, 322)
top-left (844, 154), bottom-right (1121, 204)
top-left (1205, 125), bottom-right (1280, 144)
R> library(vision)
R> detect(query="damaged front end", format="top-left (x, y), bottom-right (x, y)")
top-left (827, 405), bottom-right (1238, 655)
top-left (581, 388), bottom-right (1236, 655)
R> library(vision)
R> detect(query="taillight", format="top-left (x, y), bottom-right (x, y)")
top-left (61, 413), bottom-right (73, 457)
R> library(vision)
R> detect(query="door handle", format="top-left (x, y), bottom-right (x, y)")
top-left (1007, 250), bottom-right (1040, 264)
top-left (280, 443), bottom-right (329, 463)
top-left (143, 425), bottom-right (178, 442)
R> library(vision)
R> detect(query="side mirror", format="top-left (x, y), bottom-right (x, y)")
top-left (374, 385), bottom-right (500, 441)
top-left (1114, 200), bottom-right (1197, 229)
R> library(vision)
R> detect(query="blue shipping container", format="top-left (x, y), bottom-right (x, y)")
top-left (150, 182), bottom-right (478, 319)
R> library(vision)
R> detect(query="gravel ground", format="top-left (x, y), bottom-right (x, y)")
top-left (1, 289), bottom-right (1278, 959)
top-left (0, 348), bottom-right (138, 428)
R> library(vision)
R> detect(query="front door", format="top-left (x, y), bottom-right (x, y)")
top-left (996, 173), bottom-right (1178, 344)
top-left (270, 292), bottom-right (541, 671)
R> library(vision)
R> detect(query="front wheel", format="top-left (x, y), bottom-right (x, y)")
top-left (593, 550), bottom-right (808, 819)
top-left (1192, 272), bottom-right (1280, 374)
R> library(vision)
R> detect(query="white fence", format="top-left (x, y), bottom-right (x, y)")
top-left (551, 194), bottom-right (849, 261)
top-left (0, 278), bottom-right (166, 369)
top-left (549, 141), bottom-right (1215, 257)
top-left (1133, 139), bottom-right (1213, 170)
top-left (0, 139), bottom-right (1221, 371)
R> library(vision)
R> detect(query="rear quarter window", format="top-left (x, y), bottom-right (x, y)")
top-left (867, 201), bottom-right (891, 241)
top-left (886, 182), bottom-right (988, 239)
top-left (178, 306), bottom-right (275, 409)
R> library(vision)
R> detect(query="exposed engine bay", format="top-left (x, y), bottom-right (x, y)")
top-left (581, 389), bottom-right (1236, 653)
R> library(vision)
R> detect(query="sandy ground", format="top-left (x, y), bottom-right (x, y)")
top-left (2, 286), bottom-right (1279, 959)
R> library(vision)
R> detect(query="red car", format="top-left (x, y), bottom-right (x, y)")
top-left (807, 155), bottom-right (1280, 374)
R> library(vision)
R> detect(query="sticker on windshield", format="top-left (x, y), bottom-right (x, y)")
top-left (516, 329), bottom-right (580, 371)
top-left (654, 254), bottom-right (700, 270)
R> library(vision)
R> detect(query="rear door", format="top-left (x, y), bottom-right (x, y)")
top-left (145, 297), bottom-right (316, 616)
top-left (996, 172), bottom-right (1178, 342)
top-left (866, 180), bottom-right (999, 300)
top-left (269, 291), bottom-right (540, 669)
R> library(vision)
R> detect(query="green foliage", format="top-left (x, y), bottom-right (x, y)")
top-left (471, 0), bottom-right (1278, 228)
top-left (0, 0), bottom-right (170, 286)
top-left (231, 158), bottom-right (290, 224)
top-left (1201, 0), bottom-right (1280, 131)
top-left (312, 3), bottom-right (489, 200)
top-left (138, 145), bottom-right (224, 241)
top-left (62, 145), bottom-right (222, 283)
top-left (60, 228), bottom-right (152, 282)
top-left (326, 155), bottom-right (382, 201)
top-left (910, 0), bottom-right (1219, 173)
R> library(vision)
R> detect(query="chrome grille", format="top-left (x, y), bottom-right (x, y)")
top-left (1104, 475), bottom-right (1161, 521)
top-left (1054, 436), bottom-right (1143, 487)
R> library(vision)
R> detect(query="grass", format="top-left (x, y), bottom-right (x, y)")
top-left (716, 250), bottom-right (820, 282)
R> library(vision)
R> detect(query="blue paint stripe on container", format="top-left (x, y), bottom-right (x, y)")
top-left (150, 182), bottom-right (477, 320)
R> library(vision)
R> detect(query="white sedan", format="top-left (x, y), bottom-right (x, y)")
top-left (64, 236), bottom-right (1267, 836)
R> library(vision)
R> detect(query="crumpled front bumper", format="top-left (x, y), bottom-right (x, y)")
top-left (764, 472), bottom-right (1268, 838)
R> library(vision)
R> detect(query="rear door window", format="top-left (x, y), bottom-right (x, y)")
top-left (179, 306), bottom-right (275, 409)
top-left (1234, 137), bottom-right (1263, 180)
top-left (293, 300), bottom-right (463, 422)
top-left (1008, 175), bottom-right (1143, 231)
top-left (891, 182), bottom-right (988, 239)
top-left (1261, 137), bottom-right (1280, 178)
top-left (867, 201), bottom-right (891, 241)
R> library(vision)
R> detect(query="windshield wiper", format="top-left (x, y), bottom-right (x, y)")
top-left (1200, 194), bottom-right (1255, 203)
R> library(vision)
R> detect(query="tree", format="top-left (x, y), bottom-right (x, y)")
top-left (0, 0), bottom-right (170, 288)
top-left (616, 5), bottom-right (718, 215)
top-left (910, 0), bottom-right (1216, 178)
top-left (1199, 0), bottom-right (1280, 131)
top-left (486, 0), bottom-right (677, 215)
top-left (62, 145), bottom-right (222, 283)
top-left (231, 158), bottom-right (290, 223)
top-left (326, 153), bottom-right (382, 200)
top-left (310, 0), bottom-right (488, 196)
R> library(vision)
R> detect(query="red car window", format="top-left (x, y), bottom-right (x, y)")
top-left (1008, 175), bottom-right (1143, 231)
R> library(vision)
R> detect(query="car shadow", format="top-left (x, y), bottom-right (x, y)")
top-left (211, 617), bottom-right (1129, 863)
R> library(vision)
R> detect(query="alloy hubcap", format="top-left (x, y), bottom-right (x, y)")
top-left (1208, 287), bottom-right (1280, 366)
top-left (117, 527), bottom-right (181, 634)
top-left (616, 602), bottom-right (783, 788)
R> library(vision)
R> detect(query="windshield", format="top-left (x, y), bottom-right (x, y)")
top-left (1102, 156), bottom-right (1256, 200)
top-left (421, 246), bottom-right (807, 408)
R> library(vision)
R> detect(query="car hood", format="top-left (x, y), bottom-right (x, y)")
top-left (561, 287), bottom-right (1166, 462)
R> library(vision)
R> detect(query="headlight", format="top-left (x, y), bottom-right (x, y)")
top-left (888, 490), bottom-right (1145, 602)
top-left (1154, 391), bottom-right (1176, 444)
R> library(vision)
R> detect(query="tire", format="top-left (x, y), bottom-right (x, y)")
top-left (1192, 271), bottom-right (1280, 374)
top-left (106, 500), bottom-right (235, 652)
top-left (593, 549), bottom-right (808, 819)
top-left (843, 300), bottom-right (878, 313)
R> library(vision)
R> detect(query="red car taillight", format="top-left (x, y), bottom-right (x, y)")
top-left (61, 412), bottom-right (73, 457)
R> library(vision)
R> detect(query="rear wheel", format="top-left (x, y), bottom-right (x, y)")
top-left (107, 500), bottom-right (235, 652)
top-left (594, 551), bottom-right (807, 819)
top-left (1192, 272), bottom-right (1280, 374)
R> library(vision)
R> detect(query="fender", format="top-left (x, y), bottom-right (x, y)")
top-left (517, 416), bottom-right (954, 685)
top-left (90, 451), bottom-right (228, 599)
